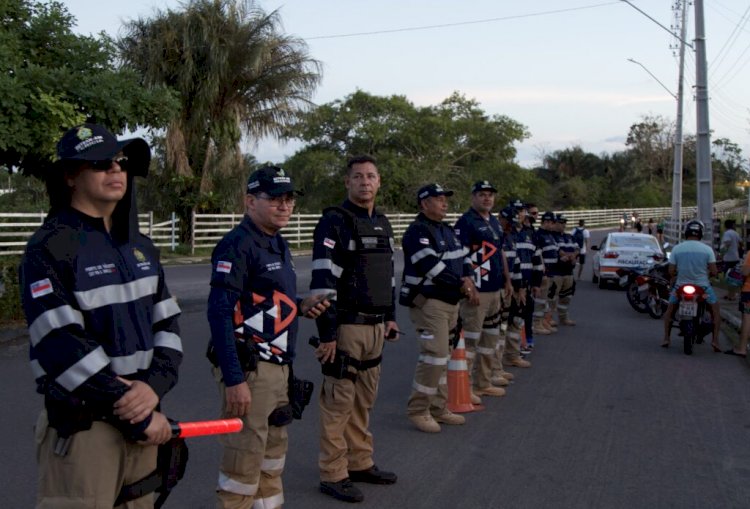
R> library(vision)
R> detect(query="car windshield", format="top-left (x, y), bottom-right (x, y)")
top-left (608, 236), bottom-right (661, 252)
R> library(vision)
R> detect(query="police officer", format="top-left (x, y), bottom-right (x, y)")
top-left (454, 181), bottom-right (513, 398)
top-left (20, 124), bottom-right (183, 508)
top-left (402, 183), bottom-right (476, 433)
top-left (207, 166), bottom-right (328, 509)
top-left (309, 155), bottom-right (398, 503)
top-left (533, 212), bottom-right (560, 335)
top-left (555, 214), bottom-right (579, 325)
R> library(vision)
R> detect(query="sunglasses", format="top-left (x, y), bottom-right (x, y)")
top-left (88, 155), bottom-right (129, 171)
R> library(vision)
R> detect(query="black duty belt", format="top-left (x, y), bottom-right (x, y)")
top-left (338, 311), bottom-right (386, 325)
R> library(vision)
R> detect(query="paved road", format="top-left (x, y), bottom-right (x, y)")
top-left (2, 231), bottom-right (749, 508)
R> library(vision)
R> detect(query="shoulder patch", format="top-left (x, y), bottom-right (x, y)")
top-left (216, 261), bottom-right (232, 273)
top-left (30, 278), bottom-right (53, 299)
top-left (419, 238), bottom-right (430, 245)
top-left (323, 237), bottom-right (336, 249)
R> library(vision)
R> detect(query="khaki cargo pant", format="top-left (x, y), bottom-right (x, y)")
top-left (215, 362), bottom-right (289, 509)
top-left (505, 295), bottom-right (529, 363)
top-left (557, 274), bottom-right (575, 320)
top-left (547, 275), bottom-right (564, 318)
top-left (533, 276), bottom-right (551, 325)
top-left (407, 298), bottom-right (459, 418)
top-left (34, 409), bottom-right (157, 509)
top-left (460, 290), bottom-right (501, 389)
top-left (319, 323), bottom-right (384, 483)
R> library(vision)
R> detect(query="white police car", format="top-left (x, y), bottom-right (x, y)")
top-left (591, 232), bottom-right (665, 288)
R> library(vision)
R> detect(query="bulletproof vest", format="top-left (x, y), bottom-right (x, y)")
top-left (326, 206), bottom-right (393, 309)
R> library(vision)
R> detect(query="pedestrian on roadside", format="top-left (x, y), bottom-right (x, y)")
top-left (401, 183), bottom-right (477, 433)
top-left (726, 250), bottom-right (750, 358)
top-left (309, 155), bottom-right (398, 503)
top-left (647, 218), bottom-right (655, 235)
top-left (571, 219), bottom-right (590, 280)
top-left (720, 219), bottom-right (742, 301)
top-left (207, 166), bottom-right (329, 509)
top-left (20, 124), bottom-right (183, 507)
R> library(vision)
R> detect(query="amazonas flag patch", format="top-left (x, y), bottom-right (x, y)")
top-left (323, 238), bottom-right (336, 249)
top-left (30, 278), bottom-right (53, 299)
top-left (216, 261), bottom-right (232, 273)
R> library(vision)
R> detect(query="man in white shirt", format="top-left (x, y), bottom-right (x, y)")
top-left (721, 219), bottom-right (742, 301)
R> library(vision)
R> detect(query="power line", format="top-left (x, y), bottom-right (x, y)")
top-left (304, 2), bottom-right (620, 40)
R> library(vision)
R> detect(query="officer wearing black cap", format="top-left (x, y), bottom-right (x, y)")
top-left (207, 165), bottom-right (329, 508)
top-left (309, 155), bottom-right (398, 503)
top-left (554, 214), bottom-right (579, 325)
top-left (19, 124), bottom-right (182, 507)
top-left (532, 211), bottom-right (560, 334)
top-left (454, 181), bottom-right (513, 399)
top-left (402, 183), bottom-right (476, 433)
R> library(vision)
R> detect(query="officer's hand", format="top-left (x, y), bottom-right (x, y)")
top-left (532, 287), bottom-right (541, 298)
top-left (140, 411), bottom-right (172, 445)
top-left (225, 382), bottom-right (252, 417)
top-left (517, 288), bottom-right (527, 306)
top-left (301, 294), bottom-right (330, 319)
top-left (114, 378), bottom-right (159, 424)
top-left (384, 321), bottom-right (400, 342)
top-left (462, 278), bottom-right (480, 306)
top-left (316, 341), bottom-right (337, 364)
top-left (503, 282), bottom-right (513, 301)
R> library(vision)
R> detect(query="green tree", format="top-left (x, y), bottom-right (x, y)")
top-left (0, 0), bottom-right (176, 174)
top-left (119, 0), bottom-right (321, 237)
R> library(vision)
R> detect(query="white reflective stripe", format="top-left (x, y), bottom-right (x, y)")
top-left (312, 258), bottom-right (344, 278)
top-left (110, 349), bottom-right (154, 375)
top-left (252, 492), bottom-right (284, 509)
top-left (507, 332), bottom-right (521, 340)
top-left (535, 298), bottom-right (547, 305)
top-left (516, 242), bottom-right (535, 250)
top-left (465, 350), bottom-right (476, 359)
top-left (154, 331), bottom-right (183, 352)
top-left (533, 311), bottom-right (545, 317)
top-left (30, 359), bottom-right (46, 379)
top-left (505, 250), bottom-right (516, 257)
top-left (557, 304), bottom-right (568, 310)
top-left (29, 305), bottom-right (85, 346)
top-left (74, 275), bottom-right (159, 311)
top-left (476, 346), bottom-right (495, 356)
top-left (410, 247), bottom-right (438, 264)
top-left (405, 275), bottom-right (434, 286)
top-left (463, 331), bottom-right (481, 340)
top-left (152, 297), bottom-right (181, 323)
top-left (260, 456), bottom-right (286, 472)
top-left (426, 261), bottom-right (446, 279)
top-left (419, 354), bottom-right (449, 365)
top-left (218, 471), bottom-right (258, 496)
top-left (392, 277), bottom-right (396, 287)
top-left (497, 339), bottom-right (506, 348)
top-left (412, 380), bottom-right (438, 395)
top-left (419, 333), bottom-right (435, 340)
top-left (348, 240), bottom-right (356, 251)
top-left (500, 323), bottom-right (508, 332)
top-left (519, 263), bottom-right (533, 270)
top-left (448, 359), bottom-right (468, 370)
top-left (483, 327), bottom-right (500, 336)
top-left (56, 346), bottom-right (110, 392)
top-left (442, 248), bottom-right (468, 260)
top-left (439, 375), bottom-right (447, 385)
top-left (533, 263), bottom-right (545, 270)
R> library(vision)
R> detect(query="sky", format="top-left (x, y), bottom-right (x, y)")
top-left (62, 0), bottom-right (750, 168)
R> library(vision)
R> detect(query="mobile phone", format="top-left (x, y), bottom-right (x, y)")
top-left (323, 292), bottom-right (337, 301)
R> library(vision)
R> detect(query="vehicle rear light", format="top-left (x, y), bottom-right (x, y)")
top-left (635, 275), bottom-right (648, 285)
top-left (603, 252), bottom-right (619, 259)
top-left (683, 285), bottom-right (696, 295)
top-left (652, 254), bottom-right (663, 261)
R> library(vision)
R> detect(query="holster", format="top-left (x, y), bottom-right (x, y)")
top-left (268, 365), bottom-right (315, 427)
top-left (115, 437), bottom-right (189, 508)
top-left (44, 389), bottom-right (95, 440)
top-left (206, 339), bottom-right (259, 373)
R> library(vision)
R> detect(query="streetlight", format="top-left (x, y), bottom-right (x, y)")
top-left (737, 180), bottom-right (750, 219)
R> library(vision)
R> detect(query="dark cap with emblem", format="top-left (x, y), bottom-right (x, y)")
top-left (471, 180), bottom-right (497, 194)
top-left (555, 213), bottom-right (568, 224)
top-left (247, 165), bottom-right (299, 196)
top-left (499, 206), bottom-right (518, 222)
top-left (541, 211), bottom-right (556, 222)
top-left (417, 183), bottom-right (454, 203)
top-left (54, 123), bottom-right (150, 177)
top-left (509, 198), bottom-right (525, 210)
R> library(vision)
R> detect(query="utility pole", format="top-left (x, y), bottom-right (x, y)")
top-left (694, 0), bottom-right (713, 236)
top-left (670, 0), bottom-right (688, 241)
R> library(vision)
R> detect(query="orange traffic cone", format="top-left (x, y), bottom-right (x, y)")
top-left (520, 326), bottom-right (527, 349)
top-left (447, 332), bottom-right (483, 413)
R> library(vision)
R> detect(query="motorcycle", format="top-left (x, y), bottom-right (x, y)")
top-left (618, 261), bottom-right (670, 315)
top-left (617, 267), bottom-right (649, 313)
top-left (645, 273), bottom-right (671, 319)
top-left (672, 284), bottom-right (713, 355)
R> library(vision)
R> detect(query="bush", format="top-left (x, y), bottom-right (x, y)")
top-left (0, 255), bottom-right (24, 324)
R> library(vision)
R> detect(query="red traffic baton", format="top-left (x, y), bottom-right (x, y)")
top-left (170, 418), bottom-right (243, 438)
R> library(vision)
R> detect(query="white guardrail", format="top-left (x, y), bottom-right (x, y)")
top-left (0, 200), bottom-right (742, 255)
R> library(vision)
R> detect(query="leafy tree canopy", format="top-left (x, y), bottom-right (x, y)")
top-left (0, 0), bottom-right (177, 174)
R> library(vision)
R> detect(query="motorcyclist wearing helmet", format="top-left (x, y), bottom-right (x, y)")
top-left (661, 220), bottom-right (721, 349)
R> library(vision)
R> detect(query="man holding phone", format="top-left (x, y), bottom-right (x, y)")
top-left (310, 155), bottom-right (399, 503)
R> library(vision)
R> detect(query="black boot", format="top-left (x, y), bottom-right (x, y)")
top-left (320, 478), bottom-right (364, 503)
top-left (348, 465), bottom-right (398, 485)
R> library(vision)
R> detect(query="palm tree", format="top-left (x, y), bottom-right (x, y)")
top-left (118, 0), bottom-right (321, 236)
